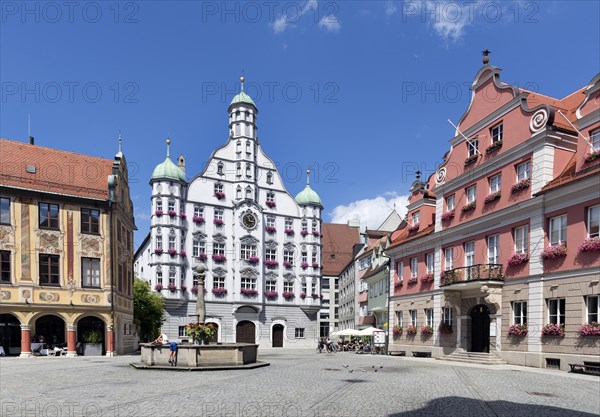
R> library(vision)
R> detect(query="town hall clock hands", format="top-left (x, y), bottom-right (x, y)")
top-left (243, 213), bottom-right (256, 229)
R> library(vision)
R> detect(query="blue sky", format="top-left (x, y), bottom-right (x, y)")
top-left (1, 0), bottom-right (599, 248)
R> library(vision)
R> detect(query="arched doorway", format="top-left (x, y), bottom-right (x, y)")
top-left (470, 304), bottom-right (490, 353)
top-left (236, 321), bottom-right (255, 343)
top-left (35, 315), bottom-right (65, 347)
top-left (0, 314), bottom-right (21, 356)
top-left (77, 317), bottom-right (105, 355)
top-left (272, 324), bottom-right (284, 347)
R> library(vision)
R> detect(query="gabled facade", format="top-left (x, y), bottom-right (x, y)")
top-left (134, 78), bottom-right (324, 348)
top-left (386, 59), bottom-right (599, 370)
top-left (0, 138), bottom-right (136, 356)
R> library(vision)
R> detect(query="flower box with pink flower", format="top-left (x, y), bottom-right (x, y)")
top-left (265, 226), bottom-right (276, 233)
top-left (264, 291), bottom-right (278, 299)
top-left (441, 210), bottom-right (455, 221)
top-left (407, 224), bottom-right (420, 233)
top-left (508, 324), bottom-right (528, 337)
top-left (212, 254), bottom-right (226, 263)
top-left (154, 248), bottom-right (164, 254)
top-left (394, 280), bottom-right (403, 288)
top-left (508, 252), bottom-right (529, 267)
top-left (407, 277), bottom-right (418, 285)
top-left (180, 285), bottom-right (187, 292)
top-left (213, 218), bottom-right (224, 226)
top-left (464, 154), bottom-right (478, 167)
top-left (421, 273), bottom-right (434, 283)
top-left (283, 291), bottom-right (295, 300)
top-left (212, 287), bottom-right (227, 296)
top-left (284, 229), bottom-right (295, 236)
top-left (541, 323), bottom-right (565, 337)
top-left (168, 283), bottom-right (177, 292)
top-left (191, 286), bottom-right (199, 295)
top-left (392, 326), bottom-right (403, 336)
top-left (462, 201), bottom-right (476, 213)
top-left (266, 201), bottom-right (276, 208)
top-left (168, 210), bottom-right (177, 217)
top-left (197, 253), bottom-right (208, 262)
top-left (241, 288), bottom-right (258, 296)
top-left (421, 325), bottom-right (434, 335)
top-left (300, 230), bottom-right (308, 237)
top-left (179, 250), bottom-right (187, 257)
top-left (541, 244), bottom-right (567, 260)
top-left (486, 140), bottom-right (503, 154)
top-left (193, 216), bottom-right (205, 223)
top-left (179, 212), bottom-right (187, 220)
top-left (312, 230), bottom-right (320, 237)
top-left (283, 261), bottom-right (293, 268)
top-left (154, 284), bottom-right (163, 291)
top-left (584, 151), bottom-right (599, 163)
top-left (155, 210), bottom-right (163, 216)
top-left (247, 256), bottom-right (259, 265)
top-left (484, 191), bottom-right (501, 204)
top-left (312, 262), bottom-right (319, 269)
top-left (311, 293), bottom-right (320, 299)
top-left (511, 179), bottom-right (530, 194)
top-left (167, 248), bottom-right (177, 256)
top-left (300, 292), bottom-right (307, 299)
top-left (300, 261), bottom-right (309, 269)
top-left (215, 192), bottom-right (225, 200)
top-left (406, 325), bottom-right (417, 335)
top-left (439, 323), bottom-right (453, 335)
top-left (264, 260), bottom-right (279, 268)
top-left (579, 237), bottom-right (600, 252)
top-left (578, 322), bottom-right (600, 336)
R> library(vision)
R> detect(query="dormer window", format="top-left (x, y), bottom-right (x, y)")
top-left (217, 162), bottom-right (224, 176)
top-left (412, 212), bottom-right (420, 226)
top-left (490, 123), bottom-right (503, 144)
top-left (266, 172), bottom-right (273, 185)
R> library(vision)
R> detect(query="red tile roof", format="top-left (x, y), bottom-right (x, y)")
top-left (387, 223), bottom-right (435, 250)
top-left (0, 139), bottom-right (114, 200)
top-left (538, 153), bottom-right (600, 194)
top-left (321, 223), bottom-right (361, 276)
top-left (521, 87), bottom-right (586, 131)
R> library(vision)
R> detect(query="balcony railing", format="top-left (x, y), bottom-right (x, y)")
top-left (440, 264), bottom-right (503, 287)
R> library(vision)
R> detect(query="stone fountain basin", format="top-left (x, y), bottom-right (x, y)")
top-left (136, 342), bottom-right (264, 369)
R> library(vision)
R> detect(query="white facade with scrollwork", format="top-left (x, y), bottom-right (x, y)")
top-left (134, 80), bottom-right (323, 348)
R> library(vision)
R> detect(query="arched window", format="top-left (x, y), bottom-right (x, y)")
top-left (246, 187), bottom-right (252, 199)
top-left (236, 186), bottom-right (242, 200)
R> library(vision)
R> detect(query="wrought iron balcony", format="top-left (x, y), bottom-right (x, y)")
top-left (440, 264), bottom-right (503, 287)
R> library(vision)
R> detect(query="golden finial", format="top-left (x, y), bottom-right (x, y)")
top-left (240, 76), bottom-right (245, 83)
top-left (166, 139), bottom-right (171, 145)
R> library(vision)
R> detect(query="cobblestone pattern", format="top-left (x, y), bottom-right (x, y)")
top-left (1, 350), bottom-right (599, 416)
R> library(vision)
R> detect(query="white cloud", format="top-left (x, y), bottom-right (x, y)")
top-left (385, 1), bottom-right (398, 16)
top-left (318, 15), bottom-right (341, 32)
top-left (272, 15), bottom-right (289, 34)
top-left (328, 192), bottom-right (409, 230)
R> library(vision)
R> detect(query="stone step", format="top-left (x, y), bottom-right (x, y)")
top-left (436, 355), bottom-right (507, 365)
top-left (451, 352), bottom-right (501, 358)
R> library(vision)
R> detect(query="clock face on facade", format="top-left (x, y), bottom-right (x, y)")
top-left (242, 213), bottom-right (257, 229)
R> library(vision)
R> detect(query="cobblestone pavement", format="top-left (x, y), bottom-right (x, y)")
top-left (1, 349), bottom-right (599, 417)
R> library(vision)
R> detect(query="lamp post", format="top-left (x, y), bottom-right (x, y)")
top-left (193, 264), bottom-right (207, 324)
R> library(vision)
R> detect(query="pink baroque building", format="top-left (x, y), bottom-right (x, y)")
top-left (386, 58), bottom-right (600, 370)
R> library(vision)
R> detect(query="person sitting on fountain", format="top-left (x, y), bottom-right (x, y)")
top-left (153, 333), bottom-right (168, 345)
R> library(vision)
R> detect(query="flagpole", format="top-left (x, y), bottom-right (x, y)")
top-left (557, 110), bottom-right (596, 151)
top-left (448, 119), bottom-right (482, 155)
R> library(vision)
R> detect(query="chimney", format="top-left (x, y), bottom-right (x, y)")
top-left (29, 136), bottom-right (34, 145)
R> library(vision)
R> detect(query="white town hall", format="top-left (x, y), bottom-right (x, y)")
top-left (134, 77), bottom-right (324, 348)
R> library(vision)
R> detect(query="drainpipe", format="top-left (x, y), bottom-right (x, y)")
top-left (108, 201), bottom-right (115, 356)
top-left (382, 254), bottom-right (391, 355)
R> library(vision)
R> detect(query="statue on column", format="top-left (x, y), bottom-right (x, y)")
top-left (193, 265), bottom-right (207, 323)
